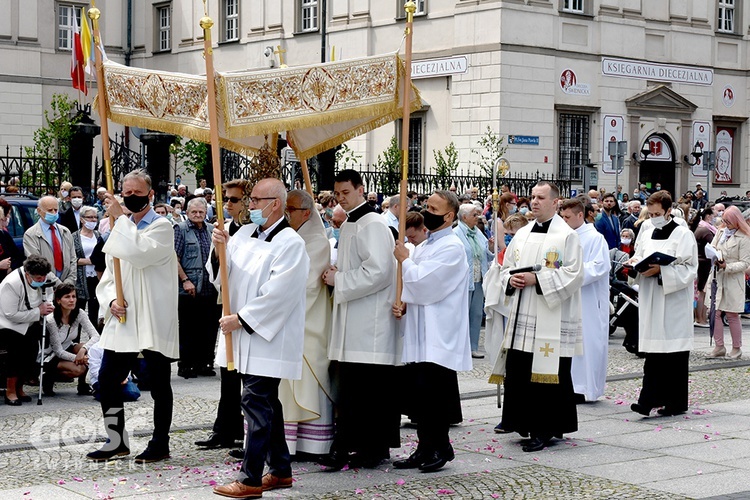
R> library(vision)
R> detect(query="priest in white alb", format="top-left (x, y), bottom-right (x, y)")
top-left (490, 181), bottom-right (583, 453)
top-left (560, 198), bottom-right (610, 402)
top-left (210, 179), bottom-right (310, 499)
top-left (391, 190), bottom-right (471, 473)
top-left (280, 190), bottom-right (334, 457)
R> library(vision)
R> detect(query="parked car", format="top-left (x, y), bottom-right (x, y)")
top-left (714, 196), bottom-right (750, 214)
top-left (1, 193), bottom-right (39, 253)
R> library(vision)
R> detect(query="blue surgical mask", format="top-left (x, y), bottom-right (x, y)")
top-left (250, 202), bottom-right (272, 226)
top-left (44, 212), bottom-right (59, 225)
top-left (30, 279), bottom-right (46, 289)
top-left (508, 206), bottom-right (517, 215)
top-left (504, 234), bottom-right (513, 246)
top-left (519, 207), bottom-right (529, 215)
top-left (332, 228), bottom-right (340, 241)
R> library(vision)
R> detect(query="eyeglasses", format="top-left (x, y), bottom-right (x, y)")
top-left (225, 196), bottom-right (243, 204)
top-left (249, 197), bottom-right (277, 204)
top-left (286, 207), bottom-right (306, 212)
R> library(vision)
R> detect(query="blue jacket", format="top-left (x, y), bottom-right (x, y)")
top-left (594, 212), bottom-right (620, 249)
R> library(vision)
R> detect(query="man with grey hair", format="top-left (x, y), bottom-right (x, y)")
top-left (367, 192), bottom-right (381, 213)
top-left (88, 169), bottom-right (179, 463)
top-left (280, 189), bottom-right (335, 456)
top-left (621, 200), bottom-right (641, 231)
top-left (381, 194), bottom-right (401, 232)
top-left (23, 195), bottom-right (77, 286)
top-left (174, 195), bottom-right (219, 379)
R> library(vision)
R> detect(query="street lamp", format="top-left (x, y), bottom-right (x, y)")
top-left (683, 141), bottom-right (703, 166)
top-left (631, 141), bottom-right (652, 164)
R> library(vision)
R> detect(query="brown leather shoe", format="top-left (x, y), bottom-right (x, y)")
top-left (261, 473), bottom-right (292, 491)
top-left (213, 480), bottom-right (262, 498)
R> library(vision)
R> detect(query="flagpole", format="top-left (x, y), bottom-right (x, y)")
top-left (396, 1), bottom-right (416, 307)
top-left (200, 2), bottom-right (234, 372)
top-left (88, 3), bottom-right (126, 324)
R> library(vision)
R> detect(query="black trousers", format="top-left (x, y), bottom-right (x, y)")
top-left (501, 350), bottom-right (577, 438)
top-left (332, 362), bottom-right (401, 455)
top-left (1, 323), bottom-right (41, 379)
top-left (638, 351), bottom-right (689, 411)
top-left (99, 349), bottom-right (173, 450)
top-left (211, 366), bottom-right (244, 441)
top-left (406, 362), bottom-right (461, 454)
top-left (178, 293), bottom-right (220, 369)
top-left (238, 375), bottom-right (290, 486)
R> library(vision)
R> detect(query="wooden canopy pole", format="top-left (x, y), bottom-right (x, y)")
top-left (287, 136), bottom-right (315, 198)
top-left (88, 2), bottom-right (125, 324)
top-left (201, 2), bottom-right (234, 371)
top-left (396, 1), bottom-right (417, 306)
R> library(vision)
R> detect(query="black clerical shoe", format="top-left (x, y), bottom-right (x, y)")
top-left (493, 422), bottom-right (512, 434)
top-left (657, 407), bottom-right (687, 417)
top-left (349, 450), bottom-right (389, 469)
top-left (630, 403), bottom-right (652, 416)
top-left (522, 434), bottom-right (552, 453)
top-left (86, 441), bottom-right (130, 462)
top-left (134, 445), bottom-right (170, 463)
top-left (197, 366), bottom-right (216, 377)
top-left (194, 433), bottom-right (237, 449)
top-left (573, 393), bottom-right (587, 404)
top-left (228, 448), bottom-right (245, 460)
top-left (317, 450), bottom-right (349, 471)
top-left (393, 449), bottom-right (428, 469)
top-left (418, 447), bottom-right (455, 473)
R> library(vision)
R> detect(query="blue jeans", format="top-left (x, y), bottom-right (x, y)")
top-left (468, 282), bottom-right (484, 352)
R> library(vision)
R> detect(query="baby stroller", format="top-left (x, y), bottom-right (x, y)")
top-left (609, 249), bottom-right (643, 357)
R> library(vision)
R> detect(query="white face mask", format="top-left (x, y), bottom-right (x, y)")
top-left (83, 220), bottom-right (98, 231)
top-left (621, 238), bottom-right (632, 246)
top-left (173, 208), bottom-right (181, 215)
top-left (71, 198), bottom-right (83, 209)
top-left (651, 215), bottom-right (669, 229)
top-left (61, 190), bottom-right (69, 198)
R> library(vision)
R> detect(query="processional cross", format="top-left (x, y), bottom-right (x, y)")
top-left (275, 46), bottom-right (288, 68)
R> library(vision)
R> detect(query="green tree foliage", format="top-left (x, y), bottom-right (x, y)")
top-left (170, 137), bottom-right (210, 179)
top-left (471, 126), bottom-right (508, 178)
top-left (335, 143), bottom-right (362, 169)
top-left (376, 135), bottom-right (402, 195)
top-left (433, 141), bottom-right (459, 187)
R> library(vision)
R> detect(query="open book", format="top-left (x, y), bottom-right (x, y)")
top-left (629, 252), bottom-right (677, 273)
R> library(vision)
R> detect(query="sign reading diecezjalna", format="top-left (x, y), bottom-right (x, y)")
top-left (411, 56), bottom-right (468, 79)
top-left (601, 58), bottom-right (713, 86)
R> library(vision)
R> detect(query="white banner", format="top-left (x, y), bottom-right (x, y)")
top-left (691, 121), bottom-right (711, 178)
top-left (602, 115), bottom-right (624, 174)
top-left (601, 58), bottom-right (713, 86)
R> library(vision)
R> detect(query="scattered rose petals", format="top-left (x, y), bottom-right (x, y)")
top-left (396, 479), bottom-right (406, 485)
top-left (437, 489), bottom-right (455, 495)
top-left (355, 488), bottom-right (364, 494)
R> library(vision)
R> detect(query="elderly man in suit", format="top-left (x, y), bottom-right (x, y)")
top-left (23, 195), bottom-right (77, 286)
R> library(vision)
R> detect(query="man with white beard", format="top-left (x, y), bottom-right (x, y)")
top-left (559, 198), bottom-right (610, 402)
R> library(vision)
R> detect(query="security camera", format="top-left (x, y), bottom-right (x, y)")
top-left (264, 46), bottom-right (273, 58)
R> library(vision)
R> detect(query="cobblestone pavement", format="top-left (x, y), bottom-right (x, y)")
top-left (3, 324), bottom-right (750, 498)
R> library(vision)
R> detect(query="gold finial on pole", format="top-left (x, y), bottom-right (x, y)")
top-left (404, 1), bottom-right (417, 33)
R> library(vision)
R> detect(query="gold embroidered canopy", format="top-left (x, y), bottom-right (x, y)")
top-left (101, 52), bottom-right (422, 160)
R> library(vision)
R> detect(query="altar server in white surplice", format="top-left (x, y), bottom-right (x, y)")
top-left (280, 190), bottom-right (334, 457)
top-left (490, 181), bottom-right (583, 453)
top-left (392, 190), bottom-right (471, 473)
top-left (627, 191), bottom-right (697, 419)
top-left (210, 179), bottom-right (309, 499)
top-left (320, 169), bottom-right (401, 471)
top-left (560, 198), bottom-right (610, 402)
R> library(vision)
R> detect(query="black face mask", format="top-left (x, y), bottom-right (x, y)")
top-left (422, 210), bottom-right (448, 231)
top-left (368, 200), bottom-right (377, 206)
top-left (123, 194), bottom-right (150, 213)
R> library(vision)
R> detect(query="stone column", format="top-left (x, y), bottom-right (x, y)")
top-left (140, 132), bottom-right (176, 203)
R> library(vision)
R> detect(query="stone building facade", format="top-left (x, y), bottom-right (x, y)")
top-left (1, 0), bottom-right (749, 196)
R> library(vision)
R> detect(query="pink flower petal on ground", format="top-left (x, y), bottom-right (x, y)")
top-left (704, 435), bottom-right (711, 440)
top-left (341, 464), bottom-right (350, 471)
top-left (491, 494), bottom-right (500, 499)
top-left (437, 489), bottom-right (455, 495)
top-left (396, 479), bottom-right (406, 485)
top-left (73, 477), bottom-right (84, 482)
top-left (355, 488), bottom-right (364, 494)
top-left (654, 426), bottom-right (662, 432)
top-left (57, 480), bottom-right (66, 485)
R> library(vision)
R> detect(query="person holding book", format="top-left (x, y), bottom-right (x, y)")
top-left (627, 191), bottom-right (698, 417)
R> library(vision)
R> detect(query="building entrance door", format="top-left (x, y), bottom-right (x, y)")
top-left (637, 134), bottom-right (676, 198)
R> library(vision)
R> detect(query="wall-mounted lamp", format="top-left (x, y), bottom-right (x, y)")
top-left (683, 141), bottom-right (703, 166)
top-left (632, 141), bottom-right (653, 165)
